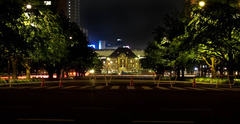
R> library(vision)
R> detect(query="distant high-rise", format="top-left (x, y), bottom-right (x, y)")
top-left (67, 0), bottom-right (81, 26)
top-left (44, 0), bottom-right (81, 26)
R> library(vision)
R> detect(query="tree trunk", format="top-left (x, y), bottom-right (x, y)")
top-left (228, 53), bottom-right (234, 76)
top-left (177, 67), bottom-right (180, 81)
top-left (66, 70), bottom-right (69, 77)
top-left (7, 59), bottom-right (10, 83)
top-left (48, 70), bottom-right (54, 80)
top-left (220, 61), bottom-right (223, 77)
top-left (21, 59), bottom-right (32, 80)
top-left (181, 66), bottom-right (185, 81)
top-left (46, 65), bottom-right (54, 80)
top-left (226, 49), bottom-right (234, 83)
top-left (11, 58), bottom-right (17, 83)
top-left (212, 68), bottom-right (216, 79)
top-left (211, 58), bottom-right (217, 79)
top-left (26, 68), bottom-right (30, 79)
top-left (56, 68), bottom-right (61, 79)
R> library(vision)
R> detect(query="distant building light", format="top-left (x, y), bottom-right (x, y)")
top-left (44, 1), bottom-right (51, 5)
top-left (99, 41), bottom-right (101, 49)
top-left (69, 36), bottom-right (72, 40)
top-left (117, 39), bottom-right (122, 42)
top-left (88, 44), bottom-right (96, 49)
top-left (123, 46), bottom-right (130, 48)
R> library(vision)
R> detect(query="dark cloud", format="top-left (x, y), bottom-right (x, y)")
top-left (81, 0), bottom-right (185, 49)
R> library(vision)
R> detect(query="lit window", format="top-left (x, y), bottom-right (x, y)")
top-left (44, 1), bottom-right (51, 5)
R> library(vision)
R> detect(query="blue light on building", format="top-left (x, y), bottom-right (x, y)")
top-left (88, 44), bottom-right (96, 49)
top-left (99, 41), bottom-right (101, 49)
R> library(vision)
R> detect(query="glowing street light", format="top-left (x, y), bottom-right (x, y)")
top-left (199, 1), bottom-right (205, 7)
top-left (89, 70), bottom-right (95, 74)
top-left (26, 4), bottom-right (32, 9)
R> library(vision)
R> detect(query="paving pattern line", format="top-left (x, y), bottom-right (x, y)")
top-left (30, 87), bottom-right (43, 89)
top-left (18, 118), bottom-right (75, 122)
top-left (111, 86), bottom-right (120, 90)
top-left (156, 86), bottom-right (170, 90)
top-left (217, 88), bottom-right (240, 91)
top-left (127, 86), bottom-right (135, 90)
top-left (141, 86), bottom-right (152, 90)
top-left (132, 120), bottom-right (194, 124)
top-left (62, 86), bottom-right (78, 89)
top-left (170, 87), bottom-right (188, 90)
top-left (94, 86), bottom-right (105, 89)
top-left (184, 87), bottom-right (206, 91)
top-left (45, 86), bottom-right (61, 89)
top-left (201, 87), bottom-right (224, 91)
top-left (13, 87), bottom-right (30, 89)
top-left (79, 86), bottom-right (92, 89)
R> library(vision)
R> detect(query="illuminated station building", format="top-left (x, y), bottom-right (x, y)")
top-left (96, 39), bottom-right (145, 74)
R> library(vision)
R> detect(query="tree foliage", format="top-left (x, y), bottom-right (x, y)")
top-left (184, 0), bottom-right (240, 77)
top-left (0, 0), bottom-right (101, 79)
top-left (141, 10), bottom-right (196, 79)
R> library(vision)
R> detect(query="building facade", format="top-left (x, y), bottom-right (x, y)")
top-left (96, 48), bottom-right (145, 74)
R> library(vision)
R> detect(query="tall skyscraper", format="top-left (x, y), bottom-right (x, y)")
top-left (67, 0), bottom-right (81, 27)
top-left (44, 0), bottom-right (88, 37)
top-left (44, 0), bottom-right (81, 27)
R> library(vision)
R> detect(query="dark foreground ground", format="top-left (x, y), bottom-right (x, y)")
top-left (0, 80), bottom-right (240, 124)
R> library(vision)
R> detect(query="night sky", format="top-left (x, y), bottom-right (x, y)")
top-left (80, 0), bottom-right (185, 49)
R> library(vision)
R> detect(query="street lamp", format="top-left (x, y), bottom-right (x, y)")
top-left (199, 1), bottom-right (205, 7)
top-left (90, 69), bottom-right (95, 74)
top-left (26, 4), bottom-right (32, 9)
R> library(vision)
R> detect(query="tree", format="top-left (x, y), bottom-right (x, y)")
top-left (20, 1), bottom-right (67, 80)
top-left (66, 22), bottom-right (102, 77)
top-left (142, 10), bottom-right (195, 80)
top-left (141, 41), bottom-right (170, 75)
top-left (0, 0), bottom-right (28, 82)
top-left (169, 35), bottom-right (197, 80)
top-left (184, 0), bottom-right (240, 79)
